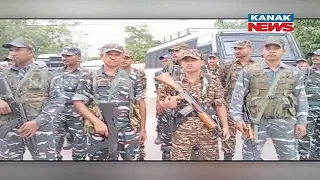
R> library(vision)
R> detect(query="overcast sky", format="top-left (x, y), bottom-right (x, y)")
top-left (70, 19), bottom-right (226, 56)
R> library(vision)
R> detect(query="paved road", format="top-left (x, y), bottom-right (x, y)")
top-left (23, 96), bottom-right (278, 160)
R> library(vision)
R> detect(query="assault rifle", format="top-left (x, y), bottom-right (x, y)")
top-left (155, 73), bottom-right (226, 141)
top-left (0, 73), bottom-right (39, 159)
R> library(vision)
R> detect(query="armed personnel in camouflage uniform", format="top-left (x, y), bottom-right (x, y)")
top-left (230, 37), bottom-right (308, 160)
top-left (305, 49), bottom-right (320, 160)
top-left (207, 52), bottom-right (221, 75)
top-left (0, 37), bottom-right (65, 160)
top-left (73, 43), bottom-right (147, 160)
top-left (154, 54), bottom-right (173, 145)
top-left (158, 43), bottom-right (193, 160)
top-left (54, 47), bottom-right (89, 160)
top-left (159, 49), bottom-right (230, 160)
top-left (120, 49), bottom-right (147, 160)
top-left (296, 57), bottom-right (313, 160)
top-left (216, 40), bottom-right (255, 160)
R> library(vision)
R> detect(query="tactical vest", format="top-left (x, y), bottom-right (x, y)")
top-left (245, 63), bottom-right (298, 118)
top-left (0, 65), bottom-right (51, 123)
top-left (305, 68), bottom-right (320, 106)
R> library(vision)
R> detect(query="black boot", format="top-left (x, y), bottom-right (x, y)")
top-left (224, 153), bottom-right (234, 160)
top-left (162, 151), bottom-right (171, 160)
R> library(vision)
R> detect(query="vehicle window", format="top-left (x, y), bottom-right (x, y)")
top-left (218, 33), bottom-right (300, 62)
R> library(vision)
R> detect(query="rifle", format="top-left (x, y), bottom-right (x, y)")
top-left (155, 73), bottom-right (225, 141)
top-left (86, 101), bottom-right (119, 160)
top-left (0, 73), bottom-right (40, 159)
top-left (243, 103), bottom-right (263, 160)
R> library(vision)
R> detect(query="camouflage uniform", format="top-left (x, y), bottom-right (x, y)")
top-left (73, 44), bottom-right (145, 160)
top-left (154, 69), bottom-right (163, 144)
top-left (0, 38), bottom-right (65, 160)
top-left (216, 40), bottom-right (255, 160)
top-left (305, 50), bottom-right (320, 160)
top-left (123, 49), bottom-right (147, 160)
top-left (296, 65), bottom-right (317, 160)
top-left (229, 37), bottom-right (309, 160)
top-left (160, 49), bottom-right (227, 160)
top-left (54, 47), bottom-right (89, 161)
top-left (159, 58), bottom-right (182, 159)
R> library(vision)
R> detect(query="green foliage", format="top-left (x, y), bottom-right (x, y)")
top-left (0, 19), bottom-right (89, 59)
top-left (124, 25), bottom-right (156, 62)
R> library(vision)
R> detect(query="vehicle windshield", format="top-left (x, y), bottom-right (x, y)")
top-left (218, 33), bottom-right (302, 62)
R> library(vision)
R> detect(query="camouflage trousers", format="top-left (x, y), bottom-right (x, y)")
top-left (53, 114), bottom-right (87, 160)
top-left (156, 115), bottom-right (163, 133)
top-left (221, 116), bottom-right (237, 155)
top-left (309, 110), bottom-right (320, 160)
top-left (242, 118), bottom-right (298, 160)
top-left (87, 125), bottom-right (139, 161)
top-left (298, 110), bottom-right (316, 157)
top-left (0, 122), bottom-right (56, 160)
top-left (160, 110), bottom-right (173, 152)
top-left (172, 118), bottom-right (219, 160)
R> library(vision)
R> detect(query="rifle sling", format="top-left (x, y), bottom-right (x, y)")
top-left (253, 69), bottom-right (285, 125)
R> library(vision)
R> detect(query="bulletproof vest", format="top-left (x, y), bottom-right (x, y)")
top-left (1, 65), bottom-right (51, 122)
top-left (245, 63), bottom-right (298, 118)
top-left (305, 68), bottom-right (320, 106)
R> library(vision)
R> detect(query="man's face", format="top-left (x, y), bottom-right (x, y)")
top-left (234, 46), bottom-right (252, 58)
top-left (262, 44), bottom-right (285, 61)
top-left (100, 50), bottom-right (123, 67)
top-left (120, 55), bottom-right (133, 68)
top-left (296, 61), bottom-right (309, 70)
top-left (9, 47), bottom-right (33, 65)
top-left (208, 55), bottom-right (220, 67)
top-left (311, 54), bottom-right (320, 65)
top-left (62, 54), bottom-right (80, 66)
top-left (181, 57), bottom-right (203, 73)
top-left (171, 49), bottom-right (186, 61)
top-left (160, 58), bottom-right (172, 66)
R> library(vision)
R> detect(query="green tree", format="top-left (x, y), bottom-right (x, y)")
top-left (124, 24), bottom-right (155, 62)
top-left (214, 19), bottom-right (248, 29)
top-left (214, 19), bottom-right (320, 58)
top-left (294, 19), bottom-right (320, 57)
top-left (0, 19), bottom-right (88, 59)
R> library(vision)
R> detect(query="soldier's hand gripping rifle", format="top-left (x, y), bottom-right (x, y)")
top-left (155, 73), bottom-right (227, 141)
top-left (0, 73), bottom-right (40, 159)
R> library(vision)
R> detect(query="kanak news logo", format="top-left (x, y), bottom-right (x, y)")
top-left (248, 14), bottom-right (294, 32)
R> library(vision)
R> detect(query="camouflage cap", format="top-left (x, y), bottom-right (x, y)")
top-left (296, 58), bottom-right (308, 62)
top-left (307, 49), bottom-right (320, 57)
top-left (181, 49), bottom-right (202, 60)
top-left (61, 47), bottom-right (81, 56)
top-left (263, 37), bottom-right (285, 48)
top-left (2, 37), bottom-right (35, 50)
top-left (168, 43), bottom-right (191, 52)
top-left (233, 40), bottom-right (252, 48)
top-left (208, 52), bottom-right (219, 58)
top-left (123, 50), bottom-right (134, 59)
top-left (99, 43), bottom-right (124, 54)
top-left (159, 54), bottom-right (173, 60)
